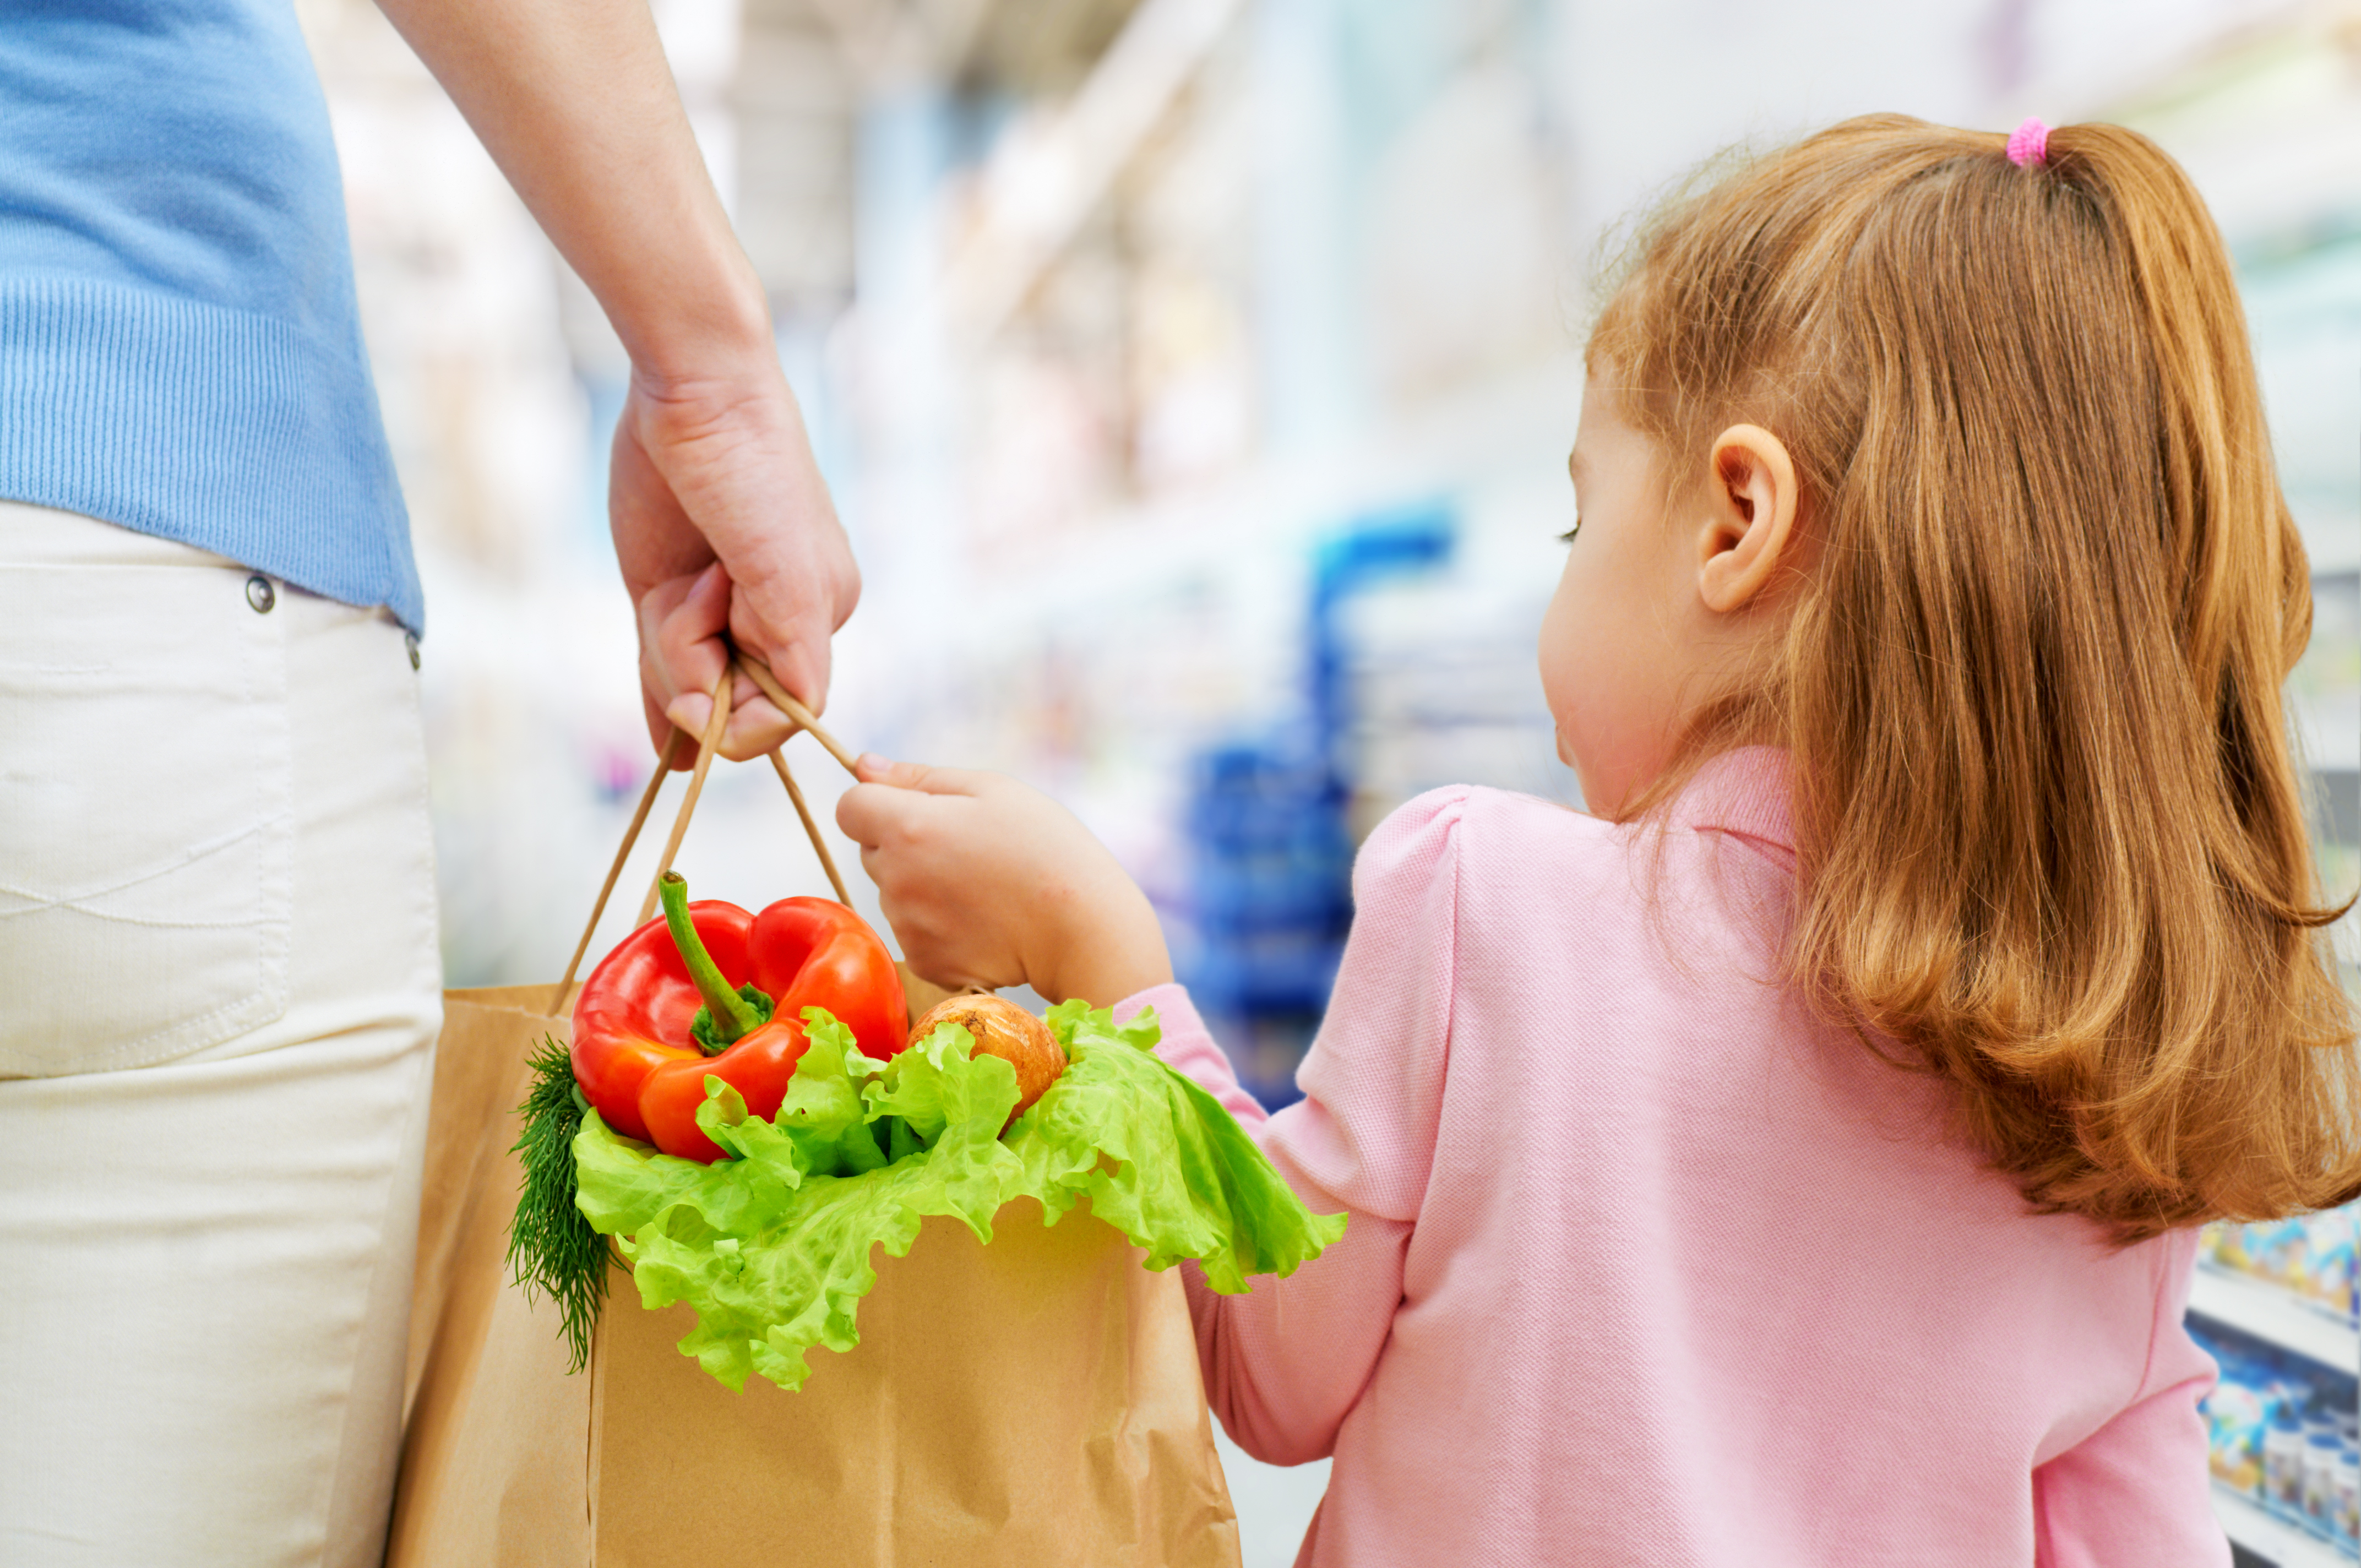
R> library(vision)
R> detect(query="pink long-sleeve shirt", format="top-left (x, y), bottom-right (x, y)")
top-left (1121, 749), bottom-right (2226, 1567)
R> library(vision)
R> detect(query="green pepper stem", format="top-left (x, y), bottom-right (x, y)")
top-left (659, 873), bottom-right (763, 1044)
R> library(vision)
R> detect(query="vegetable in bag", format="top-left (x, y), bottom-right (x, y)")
top-left (509, 875), bottom-right (1346, 1391)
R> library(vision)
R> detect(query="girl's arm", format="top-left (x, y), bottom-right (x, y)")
top-left (838, 763), bottom-right (1460, 1463)
top-left (1121, 986), bottom-right (1427, 1464)
top-left (2032, 1236), bottom-right (2230, 1566)
top-left (372, 0), bottom-right (858, 755)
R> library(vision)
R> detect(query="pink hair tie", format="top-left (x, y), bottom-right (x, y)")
top-left (2006, 117), bottom-right (2050, 168)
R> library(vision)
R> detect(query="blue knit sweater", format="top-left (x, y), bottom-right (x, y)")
top-left (0, 0), bottom-right (422, 633)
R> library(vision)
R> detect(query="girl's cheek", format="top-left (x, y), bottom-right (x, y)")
top-left (1537, 586), bottom-right (1605, 787)
top-left (1541, 563), bottom-right (1667, 812)
top-left (1536, 559), bottom-right (1585, 721)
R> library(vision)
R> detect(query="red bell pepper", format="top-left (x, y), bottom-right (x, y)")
top-left (570, 873), bottom-right (910, 1162)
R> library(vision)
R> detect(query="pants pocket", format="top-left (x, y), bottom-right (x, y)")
top-left (0, 562), bottom-right (293, 1076)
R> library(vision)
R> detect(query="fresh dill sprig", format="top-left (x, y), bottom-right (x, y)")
top-left (505, 1035), bottom-right (606, 1372)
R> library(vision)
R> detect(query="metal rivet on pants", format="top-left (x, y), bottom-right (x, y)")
top-left (405, 632), bottom-right (421, 671)
top-left (245, 574), bottom-right (276, 614)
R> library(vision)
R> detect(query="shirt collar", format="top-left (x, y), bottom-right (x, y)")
top-left (1666, 745), bottom-right (1794, 852)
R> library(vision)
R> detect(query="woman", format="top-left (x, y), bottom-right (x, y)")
top-left (0, 1), bottom-right (837, 1562)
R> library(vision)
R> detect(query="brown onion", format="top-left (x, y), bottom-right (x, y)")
top-left (909, 993), bottom-right (1067, 1129)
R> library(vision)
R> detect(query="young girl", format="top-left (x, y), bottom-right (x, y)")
top-left (836, 116), bottom-right (2359, 1565)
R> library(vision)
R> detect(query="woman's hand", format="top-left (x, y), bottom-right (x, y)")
top-left (615, 363), bottom-right (859, 761)
top-left (835, 759), bottom-right (1173, 1009)
top-left (370, 0), bottom-right (859, 763)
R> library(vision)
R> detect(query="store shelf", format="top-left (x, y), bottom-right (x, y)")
top-left (2192, 1268), bottom-right (2360, 1374)
top-left (2214, 1485), bottom-right (2354, 1567)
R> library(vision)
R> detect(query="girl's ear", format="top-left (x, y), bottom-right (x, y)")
top-left (1695, 424), bottom-right (1801, 614)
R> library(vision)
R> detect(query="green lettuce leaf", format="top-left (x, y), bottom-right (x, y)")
top-left (570, 1002), bottom-right (1346, 1392)
top-left (1010, 1001), bottom-right (1347, 1294)
top-left (763, 1010), bottom-right (889, 1175)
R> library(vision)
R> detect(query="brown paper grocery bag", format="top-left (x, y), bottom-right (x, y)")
top-left (389, 986), bottom-right (1243, 1568)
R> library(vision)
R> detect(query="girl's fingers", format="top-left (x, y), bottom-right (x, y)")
top-left (835, 780), bottom-right (924, 849)
top-left (851, 755), bottom-right (988, 797)
top-left (852, 828), bottom-right (1018, 992)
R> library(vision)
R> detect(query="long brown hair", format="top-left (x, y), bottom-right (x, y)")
top-left (1591, 115), bottom-right (2358, 1242)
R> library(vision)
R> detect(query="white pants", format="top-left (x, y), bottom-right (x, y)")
top-left (0, 501), bottom-right (441, 1568)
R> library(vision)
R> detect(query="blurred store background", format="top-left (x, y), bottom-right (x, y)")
top-left (292, 0), bottom-right (2361, 1561)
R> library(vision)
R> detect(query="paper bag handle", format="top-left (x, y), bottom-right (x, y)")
top-left (547, 652), bottom-right (863, 1014)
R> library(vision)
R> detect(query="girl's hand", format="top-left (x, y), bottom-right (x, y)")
top-left (835, 759), bottom-right (1173, 1009)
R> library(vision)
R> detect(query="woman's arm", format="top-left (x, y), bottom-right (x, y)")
top-left (372, 0), bottom-right (857, 753)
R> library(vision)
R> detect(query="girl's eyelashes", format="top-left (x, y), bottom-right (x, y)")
top-left (1558, 516), bottom-right (1582, 543)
